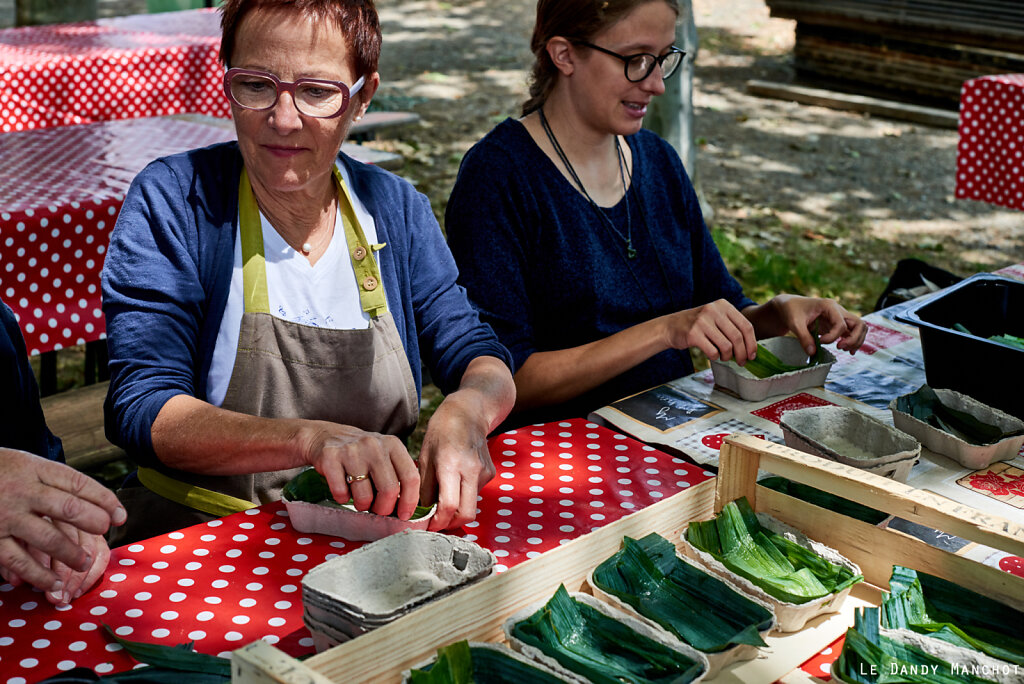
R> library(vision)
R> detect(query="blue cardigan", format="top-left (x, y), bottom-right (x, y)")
top-left (446, 119), bottom-right (753, 426)
top-left (102, 142), bottom-right (511, 465)
top-left (1, 299), bottom-right (63, 461)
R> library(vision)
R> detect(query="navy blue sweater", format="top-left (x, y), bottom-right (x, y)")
top-left (1, 299), bottom-right (63, 461)
top-left (446, 119), bottom-right (753, 427)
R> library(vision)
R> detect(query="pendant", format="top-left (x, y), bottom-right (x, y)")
top-left (627, 243), bottom-right (637, 260)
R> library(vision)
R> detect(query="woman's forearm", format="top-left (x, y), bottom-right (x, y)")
top-left (512, 316), bottom-right (671, 411)
top-left (443, 356), bottom-right (516, 433)
top-left (149, 394), bottom-right (321, 475)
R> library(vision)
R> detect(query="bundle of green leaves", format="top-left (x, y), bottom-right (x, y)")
top-left (881, 566), bottom-right (1024, 666)
top-left (833, 607), bottom-right (997, 684)
top-left (408, 640), bottom-right (569, 684)
top-left (591, 533), bottom-right (773, 654)
top-left (895, 386), bottom-right (1024, 446)
top-left (511, 585), bottom-right (706, 684)
top-left (687, 497), bottom-right (862, 604)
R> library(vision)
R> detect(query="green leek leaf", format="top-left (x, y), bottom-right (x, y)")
top-left (758, 476), bottom-right (889, 525)
top-left (511, 585), bottom-right (705, 684)
top-left (687, 498), bottom-right (862, 604)
top-left (101, 625), bottom-right (231, 677)
top-left (591, 533), bottom-right (772, 653)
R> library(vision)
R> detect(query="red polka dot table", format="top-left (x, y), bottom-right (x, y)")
top-left (0, 115), bottom-right (399, 356)
top-left (0, 418), bottom-right (714, 682)
top-left (0, 8), bottom-right (227, 133)
top-left (956, 73), bottom-right (1024, 211)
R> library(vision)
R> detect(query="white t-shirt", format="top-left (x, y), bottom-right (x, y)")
top-left (206, 162), bottom-right (381, 407)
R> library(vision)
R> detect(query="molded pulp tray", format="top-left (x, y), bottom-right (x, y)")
top-left (780, 406), bottom-right (921, 482)
top-left (889, 388), bottom-right (1024, 470)
top-left (284, 498), bottom-right (434, 541)
top-left (895, 273), bottom-right (1024, 420)
top-left (586, 555), bottom-right (777, 679)
top-left (302, 530), bottom-right (494, 650)
top-left (679, 512), bottom-right (861, 633)
top-left (402, 642), bottom-right (588, 684)
top-left (711, 336), bottom-right (835, 401)
top-left (503, 591), bottom-right (710, 683)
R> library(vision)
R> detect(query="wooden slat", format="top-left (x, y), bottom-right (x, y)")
top-left (40, 380), bottom-right (125, 470)
top-left (719, 435), bottom-right (1024, 561)
top-left (746, 80), bottom-right (959, 129)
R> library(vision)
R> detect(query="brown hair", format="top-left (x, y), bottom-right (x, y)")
top-left (522, 0), bottom-right (678, 116)
top-left (219, 0), bottom-right (381, 79)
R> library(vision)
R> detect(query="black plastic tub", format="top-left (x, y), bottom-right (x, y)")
top-left (896, 273), bottom-right (1024, 419)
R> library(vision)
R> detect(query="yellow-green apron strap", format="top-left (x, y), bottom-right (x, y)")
top-left (333, 166), bottom-right (388, 318)
top-left (238, 168), bottom-right (271, 314)
top-left (137, 467), bottom-right (257, 517)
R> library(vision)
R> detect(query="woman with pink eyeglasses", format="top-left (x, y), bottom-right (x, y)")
top-left (102, 0), bottom-right (514, 544)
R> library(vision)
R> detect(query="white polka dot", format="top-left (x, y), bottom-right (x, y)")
top-left (212, 580), bottom-right (229, 589)
top-left (126, 609), bottom-right (143, 618)
top-left (32, 639), bottom-right (50, 648)
top-left (240, 598), bottom-right (257, 608)
top-left (169, 592), bottom-right (188, 603)
top-left (134, 592), bottom-right (152, 601)
top-left (161, 611), bottom-right (179, 620)
top-left (189, 630), bottom-right (207, 640)
top-left (232, 615), bottom-right (250, 625)
top-left (178, 578), bottom-right (195, 587)
top-left (225, 631), bottom-right (245, 641)
top-left (281, 584), bottom-right (299, 593)
top-left (43, 620), bottom-right (62, 630)
top-left (57, 661), bottom-right (77, 671)
top-left (151, 628), bottom-right (170, 638)
top-left (108, 573), bottom-right (128, 583)
top-left (79, 622), bottom-right (98, 631)
top-left (160, 545), bottom-right (177, 554)
top-left (115, 626), bottom-right (134, 636)
top-left (204, 596), bottom-right (222, 605)
top-left (196, 611), bottom-right (215, 622)
top-left (143, 575), bottom-right (161, 584)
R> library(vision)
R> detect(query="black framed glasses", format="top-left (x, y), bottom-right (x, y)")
top-left (573, 41), bottom-right (684, 82)
top-left (223, 68), bottom-right (366, 119)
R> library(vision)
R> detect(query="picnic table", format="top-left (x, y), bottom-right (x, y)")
top-left (0, 8), bottom-right (227, 132)
top-left (955, 73), bottom-right (1024, 211)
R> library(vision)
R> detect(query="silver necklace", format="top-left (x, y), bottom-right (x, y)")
top-left (539, 107), bottom-right (637, 259)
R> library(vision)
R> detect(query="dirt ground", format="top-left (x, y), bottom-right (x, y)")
top-left (371, 0), bottom-right (1024, 314)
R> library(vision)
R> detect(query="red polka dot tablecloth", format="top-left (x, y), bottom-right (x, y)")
top-left (0, 419), bottom-right (713, 682)
top-left (0, 116), bottom-right (238, 355)
top-left (0, 8), bottom-right (228, 133)
top-left (956, 73), bottom-right (1024, 211)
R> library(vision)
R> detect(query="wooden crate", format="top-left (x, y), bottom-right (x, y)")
top-left (232, 435), bottom-right (1024, 683)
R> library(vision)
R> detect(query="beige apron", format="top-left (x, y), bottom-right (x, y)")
top-left (111, 166), bottom-right (419, 545)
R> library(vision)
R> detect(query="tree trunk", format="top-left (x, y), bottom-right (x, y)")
top-left (644, 0), bottom-right (713, 221)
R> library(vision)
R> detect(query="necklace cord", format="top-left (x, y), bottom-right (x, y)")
top-left (536, 108), bottom-right (683, 320)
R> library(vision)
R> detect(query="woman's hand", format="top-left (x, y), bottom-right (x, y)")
top-left (418, 357), bottom-right (515, 531)
top-left (417, 393), bottom-right (495, 531)
top-left (769, 294), bottom-right (868, 355)
top-left (305, 426), bottom-right (421, 521)
top-left (661, 299), bottom-right (758, 365)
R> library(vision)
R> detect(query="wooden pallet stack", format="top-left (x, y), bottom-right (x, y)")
top-left (765, 0), bottom-right (1024, 108)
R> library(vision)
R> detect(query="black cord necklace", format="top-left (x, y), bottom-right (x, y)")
top-left (539, 107), bottom-right (637, 259)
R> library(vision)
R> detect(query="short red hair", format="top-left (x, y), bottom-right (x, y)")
top-left (219, 0), bottom-right (381, 78)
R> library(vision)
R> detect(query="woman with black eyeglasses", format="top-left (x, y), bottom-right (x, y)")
top-left (101, 0), bottom-right (514, 544)
top-left (446, 0), bottom-right (866, 430)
